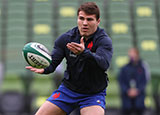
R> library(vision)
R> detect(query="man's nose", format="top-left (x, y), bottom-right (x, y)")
top-left (83, 19), bottom-right (88, 25)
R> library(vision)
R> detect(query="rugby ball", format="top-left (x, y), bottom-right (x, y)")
top-left (22, 42), bottom-right (52, 69)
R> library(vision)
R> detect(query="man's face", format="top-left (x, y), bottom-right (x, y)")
top-left (128, 49), bottom-right (139, 62)
top-left (77, 11), bottom-right (100, 37)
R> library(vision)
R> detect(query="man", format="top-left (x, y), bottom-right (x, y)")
top-left (26, 2), bottom-right (113, 115)
top-left (118, 48), bottom-right (150, 115)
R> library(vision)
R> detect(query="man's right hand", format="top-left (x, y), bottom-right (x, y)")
top-left (25, 66), bottom-right (44, 74)
top-left (127, 88), bottom-right (139, 98)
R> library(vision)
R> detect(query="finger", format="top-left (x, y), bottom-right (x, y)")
top-left (70, 43), bottom-right (83, 52)
top-left (34, 69), bottom-right (40, 73)
top-left (70, 42), bottom-right (81, 48)
top-left (35, 70), bottom-right (41, 73)
top-left (67, 43), bottom-right (73, 49)
top-left (70, 43), bottom-right (81, 51)
top-left (67, 43), bottom-right (78, 52)
top-left (80, 37), bottom-right (84, 45)
top-left (67, 43), bottom-right (74, 50)
top-left (25, 66), bottom-right (33, 69)
top-left (35, 69), bottom-right (44, 74)
top-left (30, 68), bottom-right (38, 71)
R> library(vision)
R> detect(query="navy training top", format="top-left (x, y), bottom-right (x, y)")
top-left (43, 27), bottom-right (113, 94)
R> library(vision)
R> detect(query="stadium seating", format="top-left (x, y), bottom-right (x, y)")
top-left (107, 0), bottom-right (133, 73)
top-left (134, 1), bottom-right (156, 18)
top-left (159, 0), bottom-right (160, 15)
top-left (58, 0), bottom-right (78, 35)
top-left (157, 0), bottom-right (160, 33)
top-left (32, 0), bottom-right (54, 51)
top-left (133, 0), bottom-right (157, 36)
top-left (0, 0), bottom-right (2, 57)
top-left (6, 0), bottom-right (28, 74)
top-left (133, 0), bottom-right (160, 75)
top-left (108, 0), bottom-right (130, 12)
top-left (135, 18), bottom-right (157, 29)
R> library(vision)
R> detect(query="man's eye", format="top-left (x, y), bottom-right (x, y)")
top-left (79, 17), bottom-right (84, 20)
top-left (87, 18), bottom-right (93, 21)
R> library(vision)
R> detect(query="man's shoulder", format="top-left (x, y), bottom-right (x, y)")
top-left (97, 27), bottom-right (109, 36)
top-left (96, 28), bottom-right (111, 42)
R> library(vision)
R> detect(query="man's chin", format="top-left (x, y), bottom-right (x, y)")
top-left (81, 33), bottom-right (89, 37)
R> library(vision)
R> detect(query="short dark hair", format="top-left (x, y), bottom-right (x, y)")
top-left (77, 2), bottom-right (100, 20)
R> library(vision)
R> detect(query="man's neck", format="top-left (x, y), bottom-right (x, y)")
top-left (84, 36), bottom-right (89, 41)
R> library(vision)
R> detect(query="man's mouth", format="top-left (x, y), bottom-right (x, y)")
top-left (82, 27), bottom-right (89, 32)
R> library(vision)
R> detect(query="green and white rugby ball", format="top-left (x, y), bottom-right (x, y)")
top-left (22, 42), bottom-right (52, 69)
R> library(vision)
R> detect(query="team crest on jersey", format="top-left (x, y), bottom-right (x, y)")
top-left (87, 41), bottom-right (93, 50)
top-left (52, 92), bottom-right (61, 100)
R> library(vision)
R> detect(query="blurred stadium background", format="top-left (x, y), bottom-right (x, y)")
top-left (0, 0), bottom-right (160, 114)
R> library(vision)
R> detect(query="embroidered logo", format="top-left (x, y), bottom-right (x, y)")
top-left (87, 41), bottom-right (93, 50)
top-left (52, 92), bottom-right (61, 100)
top-left (97, 100), bottom-right (101, 104)
top-left (69, 51), bottom-right (77, 58)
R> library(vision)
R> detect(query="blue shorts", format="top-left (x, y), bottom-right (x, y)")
top-left (47, 84), bottom-right (106, 114)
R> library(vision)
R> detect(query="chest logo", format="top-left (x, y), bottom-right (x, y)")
top-left (87, 41), bottom-right (93, 50)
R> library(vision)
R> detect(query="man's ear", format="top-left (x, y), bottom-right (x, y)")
top-left (97, 19), bottom-right (100, 25)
